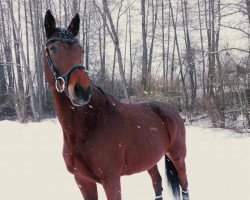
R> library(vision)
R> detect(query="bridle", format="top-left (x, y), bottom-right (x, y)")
top-left (45, 37), bottom-right (86, 93)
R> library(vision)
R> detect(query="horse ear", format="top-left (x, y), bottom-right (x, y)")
top-left (67, 13), bottom-right (80, 37)
top-left (44, 10), bottom-right (56, 38)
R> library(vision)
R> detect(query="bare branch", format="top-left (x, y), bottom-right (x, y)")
top-left (93, 0), bottom-right (115, 43)
top-left (220, 24), bottom-right (250, 36)
top-left (209, 48), bottom-right (250, 54)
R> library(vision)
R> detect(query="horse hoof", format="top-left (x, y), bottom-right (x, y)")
top-left (155, 196), bottom-right (163, 200)
top-left (182, 191), bottom-right (190, 200)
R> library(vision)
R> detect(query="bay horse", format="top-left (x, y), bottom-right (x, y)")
top-left (43, 10), bottom-right (190, 200)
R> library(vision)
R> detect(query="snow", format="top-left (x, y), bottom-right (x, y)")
top-left (0, 120), bottom-right (250, 200)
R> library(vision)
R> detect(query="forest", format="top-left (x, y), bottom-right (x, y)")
top-left (0, 0), bottom-right (249, 129)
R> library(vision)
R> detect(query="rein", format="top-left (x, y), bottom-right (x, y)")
top-left (45, 37), bottom-right (86, 93)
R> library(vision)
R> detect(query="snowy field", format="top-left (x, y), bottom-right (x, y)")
top-left (0, 119), bottom-right (250, 200)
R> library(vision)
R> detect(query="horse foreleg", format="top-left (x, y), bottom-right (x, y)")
top-left (102, 176), bottom-right (121, 200)
top-left (147, 165), bottom-right (163, 200)
top-left (75, 176), bottom-right (98, 200)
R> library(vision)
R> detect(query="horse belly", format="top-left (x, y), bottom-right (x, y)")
top-left (122, 151), bottom-right (164, 175)
top-left (122, 133), bottom-right (165, 175)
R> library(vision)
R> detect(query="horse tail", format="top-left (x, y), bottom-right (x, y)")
top-left (165, 155), bottom-right (180, 199)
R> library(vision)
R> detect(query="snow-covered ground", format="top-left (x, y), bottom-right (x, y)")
top-left (0, 119), bottom-right (250, 200)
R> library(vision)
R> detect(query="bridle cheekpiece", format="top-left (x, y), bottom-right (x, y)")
top-left (45, 37), bottom-right (86, 93)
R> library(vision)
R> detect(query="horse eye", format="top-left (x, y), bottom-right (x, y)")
top-left (50, 46), bottom-right (58, 53)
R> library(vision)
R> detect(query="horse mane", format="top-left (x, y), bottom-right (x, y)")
top-left (93, 84), bottom-right (121, 116)
top-left (95, 85), bottom-right (118, 104)
top-left (96, 86), bottom-right (106, 96)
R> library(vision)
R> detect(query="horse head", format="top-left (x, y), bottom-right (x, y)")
top-left (43, 10), bottom-right (92, 106)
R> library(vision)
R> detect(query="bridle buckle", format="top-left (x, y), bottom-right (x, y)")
top-left (55, 77), bottom-right (65, 93)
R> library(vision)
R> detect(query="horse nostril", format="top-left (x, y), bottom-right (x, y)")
top-left (74, 83), bottom-right (92, 101)
top-left (74, 83), bottom-right (85, 97)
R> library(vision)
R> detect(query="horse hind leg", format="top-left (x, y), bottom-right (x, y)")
top-left (173, 157), bottom-right (189, 200)
top-left (147, 165), bottom-right (163, 200)
top-left (165, 154), bottom-right (190, 200)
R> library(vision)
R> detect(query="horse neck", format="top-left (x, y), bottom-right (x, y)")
top-left (51, 84), bottom-right (111, 134)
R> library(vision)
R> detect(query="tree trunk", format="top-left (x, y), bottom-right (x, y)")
top-left (166, 5), bottom-right (171, 86)
top-left (102, 0), bottom-right (129, 100)
top-left (197, 0), bottom-right (206, 102)
top-left (24, 0), bottom-right (30, 71)
top-left (206, 0), bottom-right (218, 127)
top-left (169, 0), bottom-right (189, 112)
top-left (85, 11), bottom-right (90, 70)
top-left (161, 0), bottom-right (166, 83)
top-left (0, 1), bottom-right (14, 92)
top-left (147, 0), bottom-right (159, 82)
top-left (215, 0), bottom-right (226, 128)
top-left (182, 0), bottom-right (197, 117)
top-left (64, 0), bottom-right (68, 26)
top-left (111, 23), bottom-right (119, 87)
top-left (99, 8), bottom-right (106, 81)
top-left (33, 0), bottom-right (43, 117)
top-left (98, 28), bottom-right (103, 78)
top-left (129, 7), bottom-right (134, 89)
top-left (59, 0), bottom-right (62, 26)
top-left (245, 0), bottom-right (250, 90)
top-left (246, 0), bottom-right (250, 25)
top-left (7, 0), bottom-right (39, 121)
top-left (0, 55), bottom-right (7, 98)
top-left (110, 2), bottom-right (122, 88)
top-left (82, 0), bottom-right (87, 50)
top-left (123, 12), bottom-right (129, 74)
top-left (102, 11), bottom-right (106, 78)
top-left (11, 0), bottom-right (26, 122)
top-left (141, 0), bottom-right (148, 91)
top-left (111, 46), bottom-right (117, 87)
top-left (72, 0), bottom-right (79, 14)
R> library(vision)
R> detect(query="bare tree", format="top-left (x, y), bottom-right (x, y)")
top-left (197, 0), bottom-right (206, 101)
top-left (7, 0), bottom-right (39, 121)
top-left (0, 1), bottom-right (14, 93)
top-left (147, 0), bottom-right (159, 81)
top-left (161, 0), bottom-right (166, 83)
top-left (0, 54), bottom-right (7, 99)
top-left (98, 5), bottom-right (106, 82)
top-left (181, 0), bottom-right (197, 117)
top-left (169, 0), bottom-right (189, 112)
top-left (141, 0), bottom-right (148, 90)
top-left (10, 0), bottom-right (26, 121)
top-left (246, 0), bottom-right (250, 24)
top-left (102, 0), bottom-right (129, 99)
top-left (129, 6), bottom-right (134, 89)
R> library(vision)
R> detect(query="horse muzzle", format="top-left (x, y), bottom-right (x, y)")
top-left (69, 84), bottom-right (93, 106)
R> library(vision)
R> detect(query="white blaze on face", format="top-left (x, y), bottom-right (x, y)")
top-left (68, 82), bottom-right (75, 101)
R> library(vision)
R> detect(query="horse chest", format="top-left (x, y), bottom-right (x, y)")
top-left (62, 139), bottom-right (99, 182)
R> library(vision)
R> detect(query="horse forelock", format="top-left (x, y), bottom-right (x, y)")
top-left (52, 28), bottom-right (79, 43)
